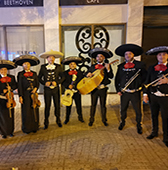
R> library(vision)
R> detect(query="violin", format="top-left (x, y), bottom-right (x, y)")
top-left (6, 83), bottom-right (16, 109)
top-left (31, 92), bottom-right (41, 109)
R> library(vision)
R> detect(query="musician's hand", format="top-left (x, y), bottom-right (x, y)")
top-left (158, 76), bottom-right (168, 85)
top-left (69, 85), bottom-right (73, 89)
top-left (45, 82), bottom-right (51, 87)
top-left (19, 96), bottom-right (23, 104)
top-left (3, 89), bottom-right (8, 94)
top-left (52, 81), bottom-right (57, 87)
top-left (87, 72), bottom-right (93, 78)
top-left (143, 95), bottom-right (149, 103)
top-left (105, 63), bottom-right (110, 72)
top-left (117, 92), bottom-right (122, 96)
top-left (31, 87), bottom-right (37, 94)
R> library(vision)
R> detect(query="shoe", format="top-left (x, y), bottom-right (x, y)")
top-left (2, 135), bottom-right (7, 139)
top-left (79, 119), bottom-right (84, 123)
top-left (64, 120), bottom-right (69, 124)
top-left (33, 131), bottom-right (37, 133)
top-left (164, 141), bottom-right (168, 147)
top-left (146, 133), bottom-right (158, 139)
top-left (44, 125), bottom-right (48, 130)
top-left (103, 122), bottom-right (109, 126)
top-left (10, 134), bottom-right (14, 137)
top-left (88, 122), bottom-right (93, 126)
top-left (118, 121), bottom-right (125, 130)
top-left (137, 124), bottom-right (143, 134)
top-left (57, 123), bottom-right (62, 127)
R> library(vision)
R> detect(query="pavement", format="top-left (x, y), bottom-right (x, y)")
top-left (0, 101), bottom-right (168, 170)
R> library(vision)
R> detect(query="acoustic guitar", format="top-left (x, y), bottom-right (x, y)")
top-left (77, 59), bottom-right (119, 95)
top-left (61, 74), bottom-right (77, 106)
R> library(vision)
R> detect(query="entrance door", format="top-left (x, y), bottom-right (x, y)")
top-left (61, 24), bottom-right (125, 93)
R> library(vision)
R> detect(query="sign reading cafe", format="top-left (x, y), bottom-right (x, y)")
top-left (0, 0), bottom-right (43, 7)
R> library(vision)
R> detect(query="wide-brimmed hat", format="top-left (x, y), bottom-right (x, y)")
top-left (115, 44), bottom-right (143, 57)
top-left (0, 60), bottom-right (17, 69)
top-left (146, 46), bottom-right (168, 55)
top-left (61, 56), bottom-right (83, 65)
top-left (13, 54), bottom-right (40, 66)
top-left (88, 48), bottom-right (113, 58)
top-left (39, 50), bottom-right (63, 59)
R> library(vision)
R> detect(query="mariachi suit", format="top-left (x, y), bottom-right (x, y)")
top-left (38, 63), bottom-right (64, 126)
top-left (17, 70), bottom-right (39, 133)
top-left (0, 75), bottom-right (17, 136)
top-left (88, 63), bottom-right (113, 123)
top-left (144, 63), bottom-right (168, 142)
top-left (115, 60), bottom-right (147, 125)
top-left (62, 69), bottom-right (84, 121)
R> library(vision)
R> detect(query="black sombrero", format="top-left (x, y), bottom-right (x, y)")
top-left (146, 46), bottom-right (168, 55)
top-left (13, 54), bottom-right (40, 66)
top-left (0, 60), bottom-right (17, 69)
top-left (39, 50), bottom-right (64, 59)
top-left (88, 48), bottom-right (113, 58)
top-left (61, 56), bottom-right (83, 65)
top-left (115, 44), bottom-right (143, 57)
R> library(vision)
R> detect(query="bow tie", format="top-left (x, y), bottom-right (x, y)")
top-left (24, 72), bottom-right (33, 77)
top-left (68, 70), bottom-right (77, 75)
top-left (154, 64), bottom-right (167, 72)
top-left (95, 64), bottom-right (104, 70)
top-left (124, 62), bottom-right (135, 69)
top-left (46, 64), bottom-right (56, 70)
top-left (0, 76), bottom-right (11, 83)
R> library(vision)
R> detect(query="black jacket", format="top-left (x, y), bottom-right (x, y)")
top-left (115, 60), bottom-right (147, 92)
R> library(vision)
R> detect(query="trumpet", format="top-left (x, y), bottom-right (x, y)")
top-left (121, 69), bottom-right (141, 93)
top-left (144, 73), bottom-right (168, 89)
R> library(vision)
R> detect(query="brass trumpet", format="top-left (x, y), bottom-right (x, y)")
top-left (144, 73), bottom-right (168, 89)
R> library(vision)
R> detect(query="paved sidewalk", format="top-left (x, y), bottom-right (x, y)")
top-left (0, 103), bottom-right (168, 170)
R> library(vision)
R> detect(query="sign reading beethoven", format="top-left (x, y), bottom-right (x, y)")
top-left (0, 0), bottom-right (43, 7)
top-left (59, 0), bottom-right (128, 6)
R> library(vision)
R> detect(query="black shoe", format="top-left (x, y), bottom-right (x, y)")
top-left (88, 122), bottom-right (93, 126)
top-left (10, 134), bottom-right (14, 137)
top-left (79, 119), bottom-right (84, 123)
top-left (33, 131), bottom-right (37, 133)
top-left (146, 133), bottom-right (158, 139)
top-left (57, 123), bottom-right (62, 127)
top-left (44, 125), bottom-right (48, 130)
top-left (118, 121), bottom-right (125, 130)
top-left (64, 120), bottom-right (69, 124)
top-left (164, 141), bottom-right (168, 147)
top-left (137, 124), bottom-right (143, 134)
top-left (2, 135), bottom-right (7, 139)
top-left (103, 122), bottom-right (109, 126)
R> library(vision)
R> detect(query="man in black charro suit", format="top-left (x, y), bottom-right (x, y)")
top-left (38, 50), bottom-right (65, 129)
top-left (143, 46), bottom-right (168, 147)
top-left (86, 48), bottom-right (113, 126)
top-left (115, 44), bottom-right (147, 134)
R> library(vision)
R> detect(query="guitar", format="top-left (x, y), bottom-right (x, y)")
top-left (77, 59), bottom-right (119, 95)
top-left (61, 74), bottom-right (77, 106)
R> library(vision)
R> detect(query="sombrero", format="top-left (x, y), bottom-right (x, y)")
top-left (0, 60), bottom-right (16, 69)
top-left (13, 54), bottom-right (40, 66)
top-left (39, 50), bottom-right (63, 59)
top-left (115, 44), bottom-right (143, 57)
top-left (146, 46), bottom-right (168, 55)
top-left (61, 56), bottom-right (83, 65)
top-left (88, 48), bottom-right (113, 58)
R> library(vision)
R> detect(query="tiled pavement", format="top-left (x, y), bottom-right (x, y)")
top-left (0, 99), bottom-right (168, 170)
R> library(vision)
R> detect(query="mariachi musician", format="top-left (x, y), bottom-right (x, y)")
top-left (38, 50), bottom-right (65, 129)
top-left (143, 46), bottom-right (168, 147)
top-left (13, 55), bottom-right (40, 134)
top-left (0, 60), bottom-right (17, 138)
top-left (86, 48), bottom-right (113, 126)
top-left (61, 56), bottom-right (84, 124)
top-left (115, 44), bottom-right (147, 134)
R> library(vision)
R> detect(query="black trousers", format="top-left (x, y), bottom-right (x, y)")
top-left (44, 87), bottom-right (61, 126)
top-left (120, 91), bottom-right (142, 124)
top-left (149, 94), bottom-right (168, 142)
top-left (65, 92), bottom-right (83, 121)
top-left (90, 87), bottom-right (108, 123)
